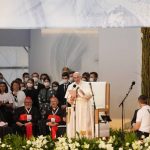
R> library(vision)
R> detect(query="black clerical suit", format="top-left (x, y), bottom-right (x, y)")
top-left (45, 106), bottom-right (66, 137)
top-left (13, 106), bottom-right (40, 136)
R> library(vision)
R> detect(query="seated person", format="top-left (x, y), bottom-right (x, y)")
top-left (13, 97), bottom-right (40, 138)
top-left (0, 110), bottom-right (12, 138)
top-left (0, 82), bottom-right (14, 126)
top-left (46, 96), bottom-right (66, 139)
top-left (132, 95), bottom-right (150, 139)
top-left (131, 109), bottom-right (139, 127)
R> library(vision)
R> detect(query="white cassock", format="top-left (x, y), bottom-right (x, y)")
top-left (65, 81), bottom-right (94, 138)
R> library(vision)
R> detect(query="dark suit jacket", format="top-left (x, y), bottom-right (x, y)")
top-left (56, 83), bottom-right (70, 106)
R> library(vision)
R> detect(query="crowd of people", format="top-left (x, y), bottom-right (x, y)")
top-left (0, 67), bottom-right (98, 139)
top-left (0, 68), bottom-right (149, 140)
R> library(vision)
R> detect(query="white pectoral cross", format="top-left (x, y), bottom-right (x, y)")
top-left (27, 115), bottom-right (32, 121)
top-left (25, 107), bottom-right (32, 121)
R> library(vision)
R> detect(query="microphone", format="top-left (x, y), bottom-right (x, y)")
top-left (131, 81), bottom-right (135, 86)
top-left (130, 81), bottom-right (135, 89)
top-left (73, 84), bottom-right (79, 90)
top-left (89, 82), bottom-right (94, 97)
top-left (73, 84), bottom-right (76, 88)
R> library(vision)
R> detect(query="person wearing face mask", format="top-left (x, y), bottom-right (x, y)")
top-left (38, 77), bottom-right (56, 119)
top-left (89, 72), bottom-right (98, 82)
top-left (38, 77), bottom-right (56, 135)
top-left (40, 73), bottom-right (50, 85)
top-left (82, 72), bottom-right (90, 82)
top-left (31, 72), bottom-right (45, 94)
top-left (0, 82), bottom-right (14, 126)
top-left (69, 71), bottom-right (75, 83)
top-left (22, 72), bottom-right (30, 85)
top-left (52, 81), bottom-right (59, 92)
top-left (10, 80), bottom-right (26, 109)
top-left (23, 79), bottom-right (39, 109)
top-left (56, 72), bottom-right (70, 110)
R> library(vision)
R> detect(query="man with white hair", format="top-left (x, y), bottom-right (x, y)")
top-left (65, 72), bottom-right (94, 138)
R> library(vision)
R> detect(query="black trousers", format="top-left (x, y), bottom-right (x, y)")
top-left (136, 130), bottom-right (149, 139)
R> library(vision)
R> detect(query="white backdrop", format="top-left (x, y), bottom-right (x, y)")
top-left (30, 28), bottom-right (141, 128)
top-left (30, 29), bottom-right (99, 81)
top-left (0, 0), bottom-right (150, 28)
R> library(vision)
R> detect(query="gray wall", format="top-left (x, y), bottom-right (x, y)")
top-left (30, 28), bottom-right (141, 129)
top-left (99, 28), bottom-right (141, 128)
top-left (0, 29), bottom-right (30, 46)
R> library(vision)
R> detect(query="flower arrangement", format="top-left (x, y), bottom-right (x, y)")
top-left (0, 130), bottom-right (150, 150)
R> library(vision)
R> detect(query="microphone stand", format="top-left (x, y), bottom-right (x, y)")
top-left (74, 87), bottom-right (79, 138)
top-left (119, 84), bottom-right (134, 136)
top-left (89, 82), bottom-right (96, 138)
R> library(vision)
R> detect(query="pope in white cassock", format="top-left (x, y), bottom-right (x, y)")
top-left (65, 72), bottom-right (94, 138)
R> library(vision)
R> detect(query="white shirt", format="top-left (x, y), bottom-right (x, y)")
top-left (136, 105), bottom-right (150, 133)
top-left (13, 90), bottom-right (26, 108)
top-left (0, 92), bottom-right (14, 104)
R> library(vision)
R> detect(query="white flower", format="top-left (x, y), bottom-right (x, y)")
top-left (102, 137), bottom-right (106, 140)
top-left (1, 144), bottom-right (6, 147)
top-left (27, 140), bottom-right (32, 145)
top-left (145, 143), bottom-right (149, 147)
top-left (83, 143), bottom-right (89, 149)
top-left (126, 142), bottom-right (130, 146)
top-left (22, 146), bottom-right (26, 149)
top-left (43, 139), bottom-right (48, 145)
top-left (58, 137), bottom-right (66, 143)
top-left (75, 142), bottom-right (80, 147)
top-left (99, 141), bottom-right (106, 149)
top-left (68, 139), bottom-right (72, 143)
top-left (69, 143), bottom-right (76, 149)
top-left (106, 144), bottom-right (113, 150)
top-left (119, 148), bottom-right (123, 150)
top-left (108, 136), bottom-right (115, 144)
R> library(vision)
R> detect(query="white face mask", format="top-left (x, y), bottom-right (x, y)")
top-left (82, 78), bottom-right (86, 81)
top-left (53, 86), bottom-right (58, 91)
top-left (89, 78), bottom-right (94, 82)
top-left (27, 83), bottom-right (33, 88)
top-left (63, 79), bottom-right (68, 84)
top-left (44, 82), bottom-right (50, 87)
top-left (33, 77), bottom-right (39, 83)
top-left (21, 87), bottom-right (25, 91)
top-left (40, 79), bottom-right (44, 84)
top-left (24, 77), bottom-right (29, 83)
top-left (69, 77), bottom-right (73, 82)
